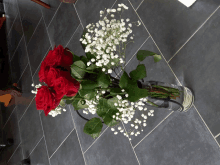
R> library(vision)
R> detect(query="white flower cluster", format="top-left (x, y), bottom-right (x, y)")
top-left (80, 3), bottom-right (141, 72)
top-left (111, 97), bottom-right (155, 140)
top-left (31, 83), bottom-right (42, 94)
top-left (48, 105), bottom-right (67, 117)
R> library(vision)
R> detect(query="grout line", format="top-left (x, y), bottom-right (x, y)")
top-left (6, 12), bottom-right (18, 38)
top-left (27, 136), bottom-right (44, 158)
top-left (65, 24), bottom-right (81, 48)
top-left (26, 16), bottom-right (43, 47)
top-left (167, 6), bottom-right (220, 63)
top-left (83, 126), bottom-right (109, 154)
top-left (73, 4), bottom-right (84, 29)
top-left (46, 1), bottom-right (62, 29)
top-left (18, 96), bottom-right (36, 123)
top-left (193, 105), bottom-right (220, 147)
top-left (135, 0), bottom-right (144, 11)
top-left (9, 34), bottom-right (24, 62)
top-left (39, 112), bottom-right (51, 165)
top-left (16, 63), bottom-right (28, 84)
top-left (7, 141), bottom-right (22, 163)
top-left (16, 108), bottom-right (25, 160)
top-left (121, 122), bottom-right (141, 165)
top-left (49, 128), bottom-right (75, 159)
top-left (215, 133), bottom-right (220, 139)
top-left (42, 15), bottom-right (53, 48)
top-left (74, 0), bottom-right (79, 6)
top-left (128, 0), bottom-right (220, 148)
top-left (69, 105), bottom-right (88, 165)
top-left (134, 111), bottom-right (174, 149)
top-left (2, 105), bottom-right (17, 129)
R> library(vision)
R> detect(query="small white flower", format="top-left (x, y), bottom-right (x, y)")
top-left (116, 113), bottom-right (119, 116)
top-left (118, 127), bottom-right (122, 130)
top-left (113, 115), bottom-right (115, 118)
top-left (102, 90), bottom-right (106, 94)
top-left (91, 58), bottom-right (95, 62)
top-left (121, 89), bottom-right (125, 92)
top-left (135, 125), bottom-right (138, 129)
top-left (87, 62), bottom-right (91, 66)
top-left (131, 132), bottom-right (134, 135)
top-left (100, 10), bottom-right (104, 14)
top-left (131, 124), bottom-right (134, 127)
top-left (107, 9), bottom-right (111, 13)
top-left (102, 68), bottom-right (106, 72)
top-left (111, 9), bottom-right (116, 12)
top-left (125, 94), bottom-right (129, 97)
top-left (108, 69), bottom-right (112, 73)
top-left (63, 109), bottom-right (66, 112)
top-left (117, 8), bottom-right (121, 11)
top-left (31, 83), bottom-right (35, 87)
top-left (126, 18), bottom-right (130, 22)
top-left (114, 132), bottom-right (118, 135)
top-left (143, 123), bottom-right (147, 127)
top-left (111, 128), bottom-right (115, 131)
top-left (111, 14), bottom-right (114, 17)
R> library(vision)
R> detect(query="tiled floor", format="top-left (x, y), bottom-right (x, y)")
top-left (0, 0), bottom-right (220, 165)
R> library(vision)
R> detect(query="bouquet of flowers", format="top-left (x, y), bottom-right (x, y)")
top-left (32, 3), bottom-right (185, 140)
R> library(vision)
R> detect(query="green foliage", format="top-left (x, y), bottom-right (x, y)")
top-left (129, 64), bottom-right (146, 81)
top-left (72, 94), bottom-right (89, 110)
top-left (86, 52), bottom-right (96, 61)
top-left (137, 50), bottom-right (162, 63)
top-left (119, 72), bottom-right (149, 102)
top-left (59, 99), bottom-right (66, 107)
top-left (81, 80), bottom-right (98, 89)
top-left (97, 72), bottom-right (110, 88)
top-left (80, 56), bottom-right (89, 65)
top-left (71, 60), bottom-right (86, 79)
top-left (79, 89), bottom-right (96, 100)
top-left (97, 98), bottom-right (119, 127)
top-left (83, 118), bottom-right (103, 139)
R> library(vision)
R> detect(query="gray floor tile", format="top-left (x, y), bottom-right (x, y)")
top-left (7, 13), bottom-right (23, 60)
top-left (4, 0), bottom-right (19, 35)
top-left (66, 24), bottom-right (85, 57)
top-left (68, 105), bottom-right (108, 152)
top-left (10, 36), bottom-right (28, 84)
top-left (137, 0), bottom-right (219, 60)
top-left (40, 106), bottom-right (74, 157)
top-left (19, 98), bottom-right (43, 158)
top-left (169, 8), bottom-right (220, 136)
top-left (47, 2), bottom-right (80, 47)
top-left (134, 107), bottom-right (220, 165)
top-left (29, 137), bottom-right (50, 165)
top-left (38, 0), bottom-right (62, 28)
top-left (129, 0), bottom-right (143, 10)
top-left (27, 18), bottom-right (51, 75)
top-left (2, 108), bottom-right (20, 162)
top-left (16, 63), bottom-right (35, 121)
top-left (17, 0), bottom-right (38, 21)
top-left (50, 130), bottom-right (85, 165)
top-left (7, 145), bottom-right (23, 165)
top-left (84, 122), bottom-right (139, 165)
top-left (21, 4), bottom-right (42, 45)
top-left (75, 0), bottom-right (116, 28)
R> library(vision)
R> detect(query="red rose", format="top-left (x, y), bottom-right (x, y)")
top-left (43, 45), bottom-right (73, 69)
top-left (44, 67), bottom-right (61, 87)
top-left (35, 86), bottom-right (59, 116)
top-left (38, 61), bottom-right (50, 83)
top-left (65, 73), bottom-right (80, 97)
top-left (53, 76), bottom-right (68, 100)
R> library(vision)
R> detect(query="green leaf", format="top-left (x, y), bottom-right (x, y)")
top-left (86, 52), bottom-right (96, 61)
top-left (62, 95), bottom-right (75, 100)
top-left (83, 118), bottom-right (103, 139)
top-left (65, 99), bottom-right (74, 104)
top-left (81, 80), bottom-right (98, 89)
top-left (80, 56), bottom-right (89, 65)
top-left (59, 99), bottom-right (66, 107)
top-left (97, 72), bottom-right (110, 88)
top-left (129, 64), bottom-right (147, 81)
top-left (124, 79), bottom-right (149, 102)
top-left (97, 98), bottom-right (119, 127)
top-left (79, 89), bottom-right (96, 100)
top-left (72, 94), bottom-right (89, 110)
top-left (110, 88), bottom-right (123, 95)
top-left (153, 54), bottom-right (162, 63)
top-left (86, 63), bottom-right (96, 70)
top-left (137, 50), bottom-right (157, 61)
top-left (71, 60), bottom-right (86, 79)
top-left (119, 72), bottom-right (130, 89)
